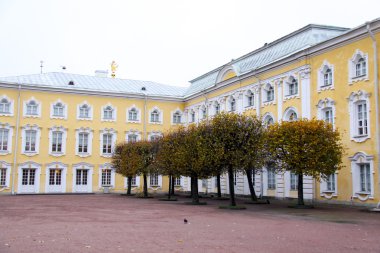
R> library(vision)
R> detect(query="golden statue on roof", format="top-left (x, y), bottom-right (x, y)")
top-left (110, 60), bottom-right (118, 78)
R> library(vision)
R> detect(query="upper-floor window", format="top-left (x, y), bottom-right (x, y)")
top-left (103, 106), bottom-right (114, 120)
top-left (26, 101), bottom-right (38, 115)
top-left (53, 102), bottom-right (64, 117)
top-left (215, 102), bottom-right (220, 115)
top-left (348, 90), bottom-right (370, 143)
top-left (266, 86), bottom-right (274, 102)
top-left (287, 76), bottom-right (298, 96)
top-left (318, 61), bottom-right (335, 91)
top-left (49, 126), bottom-right (67, 157)
top-left (21, 125), bottom-right (40, 155)
top-left (229, 98), bottom-right (236, 112)
top-left (245, 90), bottom-right (254, 107)
top-left (173, 111), bottom-right (182, 124)
top-left (51, 131), bottom-right (63, 153)
top-left (356, 102), bottom-right (368, 136)
top-left (317, 98), bottom-right (335, 128)
top-left (355, 58), bottom-right (366, 77)
top-left (323, 69), bottom-right (333, 86)
top-left (0, 98), bottom-right (10, 114)
top-left (79, 104), bottom-right (90, 119)
top-left (102, 133), bottom-right (113, 155)
top-left (0, 129), bottom-right (9, 152)
top-left (128, 134), bottom-right (138, 143)
top-left (323, 108), bottom-right (333, 125)
top-left (201, 107), bottom-right (207, 119)
top-left (150, 109), bottom-right (160, 123)
top-left (190, 111), bottom-right (195, 122)
top-left (25, 130), bottom-right (37, 152)
top-left (129, 108), bottom-right (138, 121)
top-left (78, 133), bottom-right (89, 153)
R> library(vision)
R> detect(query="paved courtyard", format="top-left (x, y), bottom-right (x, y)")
top-left (0, 194), bottom-right (379, 253)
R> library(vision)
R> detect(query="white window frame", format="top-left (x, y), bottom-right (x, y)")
top-left (200, 105), bottom-right (207, 120)
top-left (189, 110), bottom-right (196, 123)
top-left (0, 161), bottom-right (11, 188)
top-left (99, 128), bottom-right (117, 158)
top-left (317, 98), bottom-right (336, 128)
top-left (72, 163), bottom-right (94, 193)
top-left (99, 163), bottom-right (116, 188)
top-left (125, 130), bottom-right (141, 143)
top-left (263, 113), bottom-right (275, 126)
top-left (17, 161), bottom-right (41, 193)
top-left (267, 167), bottom-right (276, 190)
top-left (318, 60), bottom-right (335, 92)
top-left (213, 101), bottom-right (221, 115)
top-left (126, 105), bottom-right (141, 123)
top-left (23, 97), bottom-right (41, 118)
top-left (349, 152), bottom-right (374, 201)
top-left (148, 131), bottom-right (162, 142)
top-left (77, 101), bottom-right (93, 120)
top-left (290, 172), bottom-right (298, 191)
top-left (149, 106), bottom-right (163, 124)
top-left (0, 95), bottom-right (14, 116)
top-left (124, 175), bottom-right (140, 188)
top-left (148, 173), bottom-right (162, 188)
top-left (75, 127), bottom-right (93, 157)
top-left (349, 49), bottom-right (369, 84)
top-left (348, 90), bottom-right (371, 143)
top-left (262, 83), bottom-right (275, 105)
top-left (171, 109), bottom-right (183, 125)
top-left (21, 124), bottom-right (41, 156)
top-left (0, 123), bottom-right (13, 155)
top-left (45, 162), bottom-right (68, 193)
top-left (101, 103), bottom-right (117, 122)
top-left (284, 75), bottom-right (299, 99)
top-left (48, 126), bottom-right (67, 157)
top-left (244, 89), bottom-right (255, 108)
top-left (50, 99), bottom-right (67, 119)
top-left (283, 107), bottom-right (298, 122)
top-left (228, 96), bottom-right (236, 112)
top-left (320, 171), bottom-right (338, 199)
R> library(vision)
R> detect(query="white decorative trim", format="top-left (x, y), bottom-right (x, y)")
top-left (98, 163), bottom-right (116, 189)
top-left (76, 101), bottom-right (93, 120)
top-left (148, 106), bottom-right (163, 124)
top-left (261, 82), bottom-right (276, 106)
top-left (125, 129), bottom-right (142, 142)
top-left (348, 90), bottom-right (371, 143)
top-left (45, 162), bottom-right (68, 193)
top-left (0, 123), bottom-right (13, 155)
top-left (99, 128), bottom-right (117, 158)
top-left (349, 152), bottom-right (374, 201)
top-left (17, 161), bottom-right (42, 193)
top-left (148, 131), bottom-right (162, 141)
top-left (126, 104), bottom-right (141, 124)
top-left (75, 127), bottom-right (93, 157)
top-left (283, 74), bottom-right (300, 100)
top-left (348, 49), bottom-right (369, 84)
top-left (0, 161), bottom-right (11, 188)
top-left (216, 65), bottom-right (236, 83)
top-left (23, 97), bottom-right (41, 118)
top-left (101, 103), bottom-right (117, 122)
top-left (283, 107), bottom-right (299, 121)
top-left (171, 108), bottom-right (184, 125)
top-left (21, 124), bottom-right (41, 156)
top-left (0, 95), bottom-right (14, 116)
top-left (48, 126), bottom-right (67, 157)
top-left (243, 89), bottom-right (255, 110)
top-left (50, 99), bottom-right (67, 120)
top-left (317, 60), bottom-right (335, 92)
top-left (72, 163), bottom-right (93, 193)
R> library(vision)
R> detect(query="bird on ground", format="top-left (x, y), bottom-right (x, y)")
top-left (184, 219), bottom-right (188, 224)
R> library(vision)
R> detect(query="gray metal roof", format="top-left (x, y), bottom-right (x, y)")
top-left (0, 72), bottom-right (188, 98)
top-left (185, 24), bottom-right (349, 97)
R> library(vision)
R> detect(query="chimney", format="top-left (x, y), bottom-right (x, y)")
top-left (95, 70), bottom-right (108, 78)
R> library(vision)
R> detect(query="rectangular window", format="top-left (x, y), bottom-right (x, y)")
top-left (53, 105), bottom-right (64, 117)
top-left (290, 172), bottom-right (298, 190)
top-left (22, 169), bottom-right (35, 185)
top-left (0, 129), bottom-right (9, 151)
top-left (25, 130), bottom-right (37, 152)
top-left (0, 168), bottom-right (6, 186)
top-left (191, 113), bottom-right (195, 122)
top-left (359, 164), bottom-right (371, 192)
top-left (26, 104), bottom-right (38, 115)
top-left (79, 107), bottom-right (90, 118)
top-left (128, 134), bottom-right (137, 143)
top-left (266, 88), bottom-right (274, 102)
top-left (248, 95), bottom-right (254, 107)
top-left (267, 168), bottom-right (276, 190)
top-left (102, 134), bottom-right (113, 154)
top-left (101, 169), bottom-right (112, 186)
top-left (76, 169), bottom-right (88, 185)
top-left (129, 110), bottom-right (137, 121)
top-left (150, 173), bottom-right (159, 186)
top-left (324, 109), bottom-right (333, 124)
top-left (326, 174), bottom-right (335, 191)
top-left (357, 103), bottom-right (368, 136)
top-left (78, 133), bottom-right (89, 153)
top-left (0, 102), bottom-right (10, 114)
top-left (51, 131), bottom-right (63, 152)
top-left (173, 114), bottom-right (181, 124)
top-left (151, 112), bottom-right (159, 122)
top-left (131, 176), bottom-right (136, 186)
top-left (174, 177), bottom-right (181, 186)
top-left (103, 109), bottom-right (113, 120)
top-left (49, 169), bottom-right (62, 185)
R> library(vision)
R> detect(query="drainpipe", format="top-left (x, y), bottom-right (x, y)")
top-left (11, 84), bottom-right (21, 195)
top-left (366, 22), bottom-right (380, 207)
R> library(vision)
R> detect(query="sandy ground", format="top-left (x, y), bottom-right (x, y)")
top-left (0, 194), bottom-right (379, 253)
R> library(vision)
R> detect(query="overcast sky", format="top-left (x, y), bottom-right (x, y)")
top-left (0, 0), bottom-right (379, 87)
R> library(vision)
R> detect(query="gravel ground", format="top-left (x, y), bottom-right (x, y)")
top-left (0, 194), bottom-right (379, 253)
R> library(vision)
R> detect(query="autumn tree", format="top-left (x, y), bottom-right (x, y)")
top-left (266, 119), bottom-right (344, 206)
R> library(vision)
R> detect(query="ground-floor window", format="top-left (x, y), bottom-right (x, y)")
top-left (131, 176), bottom-right (136, 186)
top-left (290, 172), bottom-right (298, 190)
top-left (76, 169), bottom-right (88, 185)
top-left (0, 168), bottom-right (6, 186)
top-left (360, 164), bottom-right (371, 192)
top-left (174, 177), bottom-right (181, 186)
top-left (150, 173), bottom-right (159, 186)
top-left (267, 168), bottom-right (276, 190)
top-left (101, 169), bottom-right (112, 186)
top-left (22, 169), bottom-right (35, 185)
top-left (326, 174), bottom-right (335, 191)
top-left (49, 169), bottom-right (62, 185)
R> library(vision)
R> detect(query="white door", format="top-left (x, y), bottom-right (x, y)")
top-left (75, 169), bottom-right (89, 192)
top-left (47, 169), bottom-right (63, 193)
top-left (20, 168), bottom-right (36, 193)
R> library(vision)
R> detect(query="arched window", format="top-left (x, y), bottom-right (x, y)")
top-left (128, 108), bottom-right (138, 121)
top-left (284, 108), bottom-right (298, 122)
top-left (288, 111), bottom-right (297, 121)
top-left (173, 111), bottom-right (182, 124)
top-left (151, 109), bottom-right (160, 123)
top-left (263, 114), bottom-right (274, 127)
top-left (287, 76), bottom-right (298, 96)
top-left (245, 90), bottom-right (254, 107)
top-left (103, 106), bottom-right (113, 120)
top-left (230, 98), bottom-right (236, 112)
top-left (79, 104), bottom-right (90, 118)
top-left (0, 98), bottom-right (10, 114)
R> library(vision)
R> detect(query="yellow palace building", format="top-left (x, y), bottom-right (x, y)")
top-left (0, 18), bottom-right (379, 206)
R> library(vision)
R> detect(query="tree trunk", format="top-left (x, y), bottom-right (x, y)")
top-left (216, 173), bottom-right (222, 198)
top-left (297, 172), bottom-right (304, 206)
top-left (143, 173), bottom-right (148, 198)
top-left (190, 176), bottom-right (194, 197)
top-left (168, 175), bottom-right (172, 199)
top-left (228, 167), bottom-right (236, 206)
top-left (171, 176), bottom-right (175, 196)
top-left (127, 176), bottom-right (132, 195)
top-left (191, 175), bottom-right (199, 204)
top-left (245, 169), bottom-right (257, 201)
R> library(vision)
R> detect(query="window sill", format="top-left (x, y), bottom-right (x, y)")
top-left (352, 134), bottom-right (369, 143)
top-left (322, 190), bottom-right (336, 193)
top-left (356, 191), bottom-right (371, 195)
top-left (284, 94), bottom-right (299, 100)
top-left (24, 114), bottom-right (40, 118)
top-left (149, 122), bottom-right (162, 125)
top-left (77, 152), bottom-right (90, 158)
top-left (22, 151), bottom-right (38, 157)
top-left (0, 151), bottom-right (10, 155)
top-left (77, 117), bottom-right (92, 121)
top-left (0, 113), bottom-right (13, 117)
top-left (50, 152), bottom-right (65, 157)
top-left (101, 119), bottom-right (116, 122)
